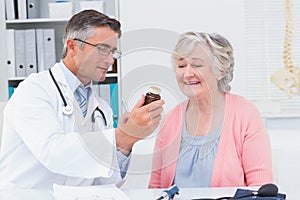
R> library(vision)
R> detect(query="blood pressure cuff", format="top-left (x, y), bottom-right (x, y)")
top-left (233, 189), bottom-right (286, 200)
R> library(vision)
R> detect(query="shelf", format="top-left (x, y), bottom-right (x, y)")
top-left (9, 74), bottom-right (118, 87)
top-left (106, 73), bottom-right (118, 77)
top-left (0, 0), bottom-right (121, 112)
top-left (8, 73), bottom-right (118, 81)
top-left (6, 18), bottom-right (69, 24)
top-left (8, 77), bottom-right (26, 81)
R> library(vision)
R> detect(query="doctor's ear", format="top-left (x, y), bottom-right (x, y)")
top-left (65, 39), bottom-right (78, 56)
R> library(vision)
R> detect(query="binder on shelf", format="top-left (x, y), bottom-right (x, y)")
top-left (8, 86), bottom-right (15, 99)
top-left (107, 65), bottom-right (112, 72)
top-left (79, 1), bottom-right (104, 13)
top-left (48, 2), bottom-right (73, 19)
top-left (17, 0), bottom-right (27, 19)
top-left (99, 84), bottom-right (111, 106)
top-left (24, 29), bottom-right (37, 76)
top-left (97, 83), bottom-right (119, 127)
top-left (110, 83), bottom-right (119, 128)
top-left (36, 29), bottom-right (44, 72)
top-left (14, 30), bottom-right (26, 77)
top-left (107, 62), bottom-right (117, 73)
top-left (5, 0), bottom-right (16, 19)
top-left (27, 0), bottom-right (40, 18)
top-left (6, 29), bottom-right (16, 78)
top-left (43, 29), bottom-right (56, 71)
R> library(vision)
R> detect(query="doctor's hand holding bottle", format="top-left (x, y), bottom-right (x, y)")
top-left (116, 95), bottom-right (165, 156)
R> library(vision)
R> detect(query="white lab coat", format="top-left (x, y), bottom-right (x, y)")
top-left (0, 63), bottom-right (123, 189)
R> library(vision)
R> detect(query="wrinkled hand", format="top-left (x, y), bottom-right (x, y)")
top-left (116, 95), bottom-right (164, 155)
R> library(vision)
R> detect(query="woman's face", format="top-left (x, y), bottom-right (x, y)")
top-left (175, 44), bottom-right (219, 100)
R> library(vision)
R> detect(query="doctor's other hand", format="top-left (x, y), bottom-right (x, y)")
top-left (116, 95), bottom-right (164, 155)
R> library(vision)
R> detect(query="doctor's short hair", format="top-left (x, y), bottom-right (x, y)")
top-left (171, 32), bottom-right (234, 92)
top-left (62, 9), bottom-right (121, 58)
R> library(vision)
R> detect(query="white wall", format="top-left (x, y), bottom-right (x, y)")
top-left (119, 0), bottom-right (247, 189)
top-left (119, 0), bottom-right (246, 114)
top-left (268, 130), bottom-right (300, 200)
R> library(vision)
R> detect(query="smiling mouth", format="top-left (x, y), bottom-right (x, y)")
top-left (184, 81), bottom-right (201, 85)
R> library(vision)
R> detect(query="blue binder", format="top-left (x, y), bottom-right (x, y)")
top-left (110, 83), bottom-right (119, 128)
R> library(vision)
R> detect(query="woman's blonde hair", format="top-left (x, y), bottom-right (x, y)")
top-left (172, 32), bottom-right (234, 92)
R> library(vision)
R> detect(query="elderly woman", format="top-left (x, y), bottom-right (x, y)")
top-left (149, 32), bottom-right (273, 188)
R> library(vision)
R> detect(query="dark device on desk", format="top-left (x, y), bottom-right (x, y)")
top-left (156, 185), bottom-right (179, 200)
top-left (191, 183), bottom-right (286, 200)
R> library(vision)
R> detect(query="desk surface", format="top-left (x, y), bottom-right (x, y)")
top-left (0, 186), bottom-right (291, 200)
top-left (125, 187), bottom-right (241, 200)
top-left (0, 187), bottom-right (248, 200)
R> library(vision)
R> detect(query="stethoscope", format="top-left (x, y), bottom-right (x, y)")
top-left (48, 69), bottom-right (107, 127)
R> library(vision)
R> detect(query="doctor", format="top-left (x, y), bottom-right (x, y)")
top-left (0, 10), bottom-right (164, 190)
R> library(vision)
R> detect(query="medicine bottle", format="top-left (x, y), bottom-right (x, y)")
top-left (143, 86), bottom-right (161, 106)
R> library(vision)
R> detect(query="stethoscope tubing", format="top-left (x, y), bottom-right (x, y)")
top-left (92, 107), bottom-right (107, 126)
top-left (48, 68), bottom-right (107, 126)
top-left (49, 69), bottom-right (68, 107)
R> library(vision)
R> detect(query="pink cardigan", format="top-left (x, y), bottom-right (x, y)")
top-left (149, 93), bottom-right (273, 188)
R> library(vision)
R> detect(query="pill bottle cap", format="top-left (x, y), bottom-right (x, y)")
top-left (149, 86), bottom-right (161, 95)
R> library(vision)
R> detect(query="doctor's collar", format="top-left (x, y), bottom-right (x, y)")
top-left (58, 61), bottom-right (89, 93)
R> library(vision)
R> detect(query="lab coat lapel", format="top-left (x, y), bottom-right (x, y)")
top-left (50, 64), bottom-right (85, 131)
top-left (50, 64), bottom-right (74, 106)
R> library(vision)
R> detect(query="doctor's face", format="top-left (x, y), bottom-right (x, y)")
top-left (75, 26), bottom-right (119, 85)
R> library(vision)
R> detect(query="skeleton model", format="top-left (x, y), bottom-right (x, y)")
top-left (271, 0), bottom-right (300, 97)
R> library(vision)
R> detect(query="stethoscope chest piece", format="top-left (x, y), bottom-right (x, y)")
top-left (49, 69), bottom-right (74, 116)
top-left (62, 105), bottom-right (73, 115)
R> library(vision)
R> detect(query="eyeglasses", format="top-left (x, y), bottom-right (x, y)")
top-left (73, 38), bottom-right (122, 59)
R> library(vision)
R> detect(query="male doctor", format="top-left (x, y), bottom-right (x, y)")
top-left (0, 10), bottom-right (164, 190)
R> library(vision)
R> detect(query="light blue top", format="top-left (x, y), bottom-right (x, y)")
top-left (58, 61), bottom-right (130, 178)
top-left (174, 118), bottom-right (222, 188)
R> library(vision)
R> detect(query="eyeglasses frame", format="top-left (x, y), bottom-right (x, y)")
top-left (73, 38), bottom-right (122, 59)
